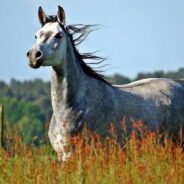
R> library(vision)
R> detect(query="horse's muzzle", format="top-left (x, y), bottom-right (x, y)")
top-left (28, 58), bottom-right (44, 69)
top-left (27, 50), bottom-right (44, 69)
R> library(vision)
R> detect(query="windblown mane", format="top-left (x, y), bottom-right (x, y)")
top-left (65, 24), bottom-right (111, 85)
top-left (43, 15), bottom-right (111, 85)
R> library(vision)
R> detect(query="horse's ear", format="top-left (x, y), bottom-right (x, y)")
top-left (38, 6), bottom-right (48, 25)
top-left (57, 6), bottom-right (65, 24)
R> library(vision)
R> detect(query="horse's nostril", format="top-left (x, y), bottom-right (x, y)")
top-left (35, 51), bottom-right (42, 59)
top-left (27, 51), bottom-right (30, 57)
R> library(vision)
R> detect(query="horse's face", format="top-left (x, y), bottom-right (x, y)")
top-left (27, 6), bottom-right (67, 68)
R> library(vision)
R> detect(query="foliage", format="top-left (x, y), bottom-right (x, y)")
top-left (0, 97), bottom-right (45, 145)
top-left (0, 79), bottom-right (51, 145)
top-left (135, 68), bottom-right (184, 81)
top-left (109, 73), bottom-right (131, 84)
top-left (0, 125), bottom-right (184, 184)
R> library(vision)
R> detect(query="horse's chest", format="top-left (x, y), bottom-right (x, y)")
top-left (48, 117), bottom-right (69, 153)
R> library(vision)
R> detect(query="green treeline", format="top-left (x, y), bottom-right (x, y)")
top-left (0, 68), bottom-right (184, 145)
top-left (0, 79), bottom-right (51, 145)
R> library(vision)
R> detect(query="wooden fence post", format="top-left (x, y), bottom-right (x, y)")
top-left (0, 105), bottom-right (4, 151)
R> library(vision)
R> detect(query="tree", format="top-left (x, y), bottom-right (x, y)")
top-left (0, 97), bottom-right (45, 145)
top-left (109, 73), bottom-right (131, 84)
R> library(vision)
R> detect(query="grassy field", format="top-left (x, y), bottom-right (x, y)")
top-left (0, 124), bottom-right (184, 184)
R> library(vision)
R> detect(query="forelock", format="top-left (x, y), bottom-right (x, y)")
top-left (40, 22), bottom-right (62, 34)
top-left (41, 15), bottom-right (58, 26)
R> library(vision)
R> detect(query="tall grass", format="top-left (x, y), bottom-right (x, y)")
top-left (0, 122), bottom-right (184, 184)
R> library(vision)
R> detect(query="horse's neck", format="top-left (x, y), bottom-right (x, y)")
top-left (51, 57), bottom-right (111, 119)
top-left (51, 53), bottom-right (84, 109)
top-left (50, 42), bottom-right (114, 125)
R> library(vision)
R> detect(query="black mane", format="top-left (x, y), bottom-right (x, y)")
top-left (42, 16), bottom-right (111, 85)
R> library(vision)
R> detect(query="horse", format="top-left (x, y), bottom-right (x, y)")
top-left (27, 6), bottom-right (184, 161)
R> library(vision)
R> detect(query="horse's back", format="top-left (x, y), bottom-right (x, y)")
top-left (114, 78), bottom-right (183, 90)
top-left (114, 78), bottom-right (184, 97)
top-left (112, 78), bottom-right (184, 134)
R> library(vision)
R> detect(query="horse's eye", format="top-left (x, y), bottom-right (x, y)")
top-left (54, 33), bottom-right (62, 39)
top-left (35, 35), bottom-right (37, 39)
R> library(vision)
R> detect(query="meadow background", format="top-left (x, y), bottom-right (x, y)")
top-left (0, 118), bottom-right (184, 184)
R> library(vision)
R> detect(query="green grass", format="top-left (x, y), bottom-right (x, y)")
top-left (0, 125), bottom-right (184, 184)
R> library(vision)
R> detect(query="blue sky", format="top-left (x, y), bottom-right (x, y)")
top-left (0, 0), bottom-right (184, 81)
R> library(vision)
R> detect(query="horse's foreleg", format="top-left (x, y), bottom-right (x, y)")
top-left (48, 115), bottom-right (73, 161)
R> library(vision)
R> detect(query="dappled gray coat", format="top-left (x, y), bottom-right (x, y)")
top-left (27, 6), bottom-right (184, 161)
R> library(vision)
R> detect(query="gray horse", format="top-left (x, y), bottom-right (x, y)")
top-left (27, 6), bottom-right (184, 161)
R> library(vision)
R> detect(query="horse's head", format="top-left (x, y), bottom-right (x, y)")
top-left (27, 6), bottom-right (68, 68)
